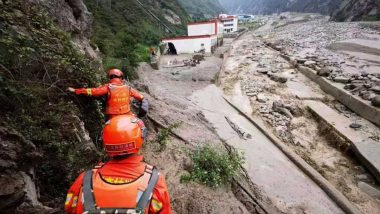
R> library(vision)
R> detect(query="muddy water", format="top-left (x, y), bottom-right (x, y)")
top-left (190, 84), bottom-right (343, 214)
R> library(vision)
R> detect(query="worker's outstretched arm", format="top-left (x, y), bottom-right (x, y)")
top-left (67, 84), bottom-right (109, 97)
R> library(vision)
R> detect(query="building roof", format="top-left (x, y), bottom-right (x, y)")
top-left (187, 19), bottom-right (221, 26)
top-left (161, 35), bottom-right (215, 41)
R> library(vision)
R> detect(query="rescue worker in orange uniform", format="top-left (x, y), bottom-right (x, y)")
top-left (64, 115), bottom-right (172, 214)
top-left (67, 68), bottom-right (148, 118)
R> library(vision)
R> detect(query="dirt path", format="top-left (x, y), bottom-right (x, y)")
top-left (137, 54), bottom-right (271, 213)
top-left (190, 84), bottom-right (343, 213)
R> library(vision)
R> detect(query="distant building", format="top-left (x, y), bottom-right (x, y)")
top-left (218, 14), bottom-right (238, 33)
top-left (237, 14), bottom-right (255, 23)
top-left (161, 19), bottom-right (223, 54)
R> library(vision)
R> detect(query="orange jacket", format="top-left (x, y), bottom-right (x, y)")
top-left (64, 155), bottom-right (172, 214)
top-left (75, 79), bottom-right (144, 115)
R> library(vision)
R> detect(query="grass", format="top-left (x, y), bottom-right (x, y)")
top-left (181, 144), bottom-right (245, 188)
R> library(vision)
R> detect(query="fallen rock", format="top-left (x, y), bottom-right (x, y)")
top-left (273, 101), bottom-right (293, 118)
top-left (304, 61), bottom-right (316, 66)
top-left (356, 174), bottom-right (370, 182)
top-left (256, 68), bottom-right (269, 74)
top-left (257, 93), bottom-right (267, 103)
top-left (289, 57), bottom-right (297, 67)
top-left (344, 84), bottom-right (356, 90)
top-left (358, 182), bottom-right (380, 200)
top-left (333, 77), bottom-right (350, 84)
top-left (317, 67), bottom-right (332, 77)
top-left (349, 123), bottom-right (362, 129)
top-left (270, 74), bottom-right (288, 83)
top-left (297, 58), bottom-right (307, 63)
top-left (372, 95), bottom-right (380, 107)
top-left (370, 86), bottom-right (380, 94)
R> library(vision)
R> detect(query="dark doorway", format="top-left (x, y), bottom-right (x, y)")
top-left (168, 42), bottom-right (177, 55)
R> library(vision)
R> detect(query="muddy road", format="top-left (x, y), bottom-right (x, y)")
top-left (138, 15), bottom-right (380, 214)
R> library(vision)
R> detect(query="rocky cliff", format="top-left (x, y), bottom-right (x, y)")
top-left (0, 0), bottom-right (104, 212)
top-left (331, 0), bottom-right (380, 21)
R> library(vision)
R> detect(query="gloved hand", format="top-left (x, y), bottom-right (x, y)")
top-left (138, 98), bottom-right (149, 118)
top-left (67, 87), bottom-right (75, 93)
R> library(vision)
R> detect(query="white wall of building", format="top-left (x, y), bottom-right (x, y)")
top-left (162, 36), bottom-right (215, 54)
top-left (188, 23), bottom-right (215, 36)
top-left (219, 14), bottom-right (238, 33)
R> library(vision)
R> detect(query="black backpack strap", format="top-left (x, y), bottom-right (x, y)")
top-left (136, 167), bottom-right (160, 210)
top-left (82, 170), bottom-right (96, 212)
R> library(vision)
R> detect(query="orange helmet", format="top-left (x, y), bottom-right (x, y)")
top-left (102, 115), bottom-right (145, 157)
top-left (108, 69), bottom-right (124, 79)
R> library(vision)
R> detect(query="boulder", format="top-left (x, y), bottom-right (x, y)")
top-left (256, 68), bottom-right (269, 74)
top-left (257, 93), bottom-right (267, 103)
top-left (372, 95), bottom-right (380, 107)
top-left (370, 86), bottom-right (380, 94)
top-left (317, 67), bottom-right (332, 77)
top-left (333, 76), bottom-right (350, 84)
top-left (304, 61), bottom-right (316, 66)
top-left (344, 84), bottom-right (356, 90)
top-left (272, 101), bottom-right (293, 118)
top-left (270, 74), bottom-right (288, 83)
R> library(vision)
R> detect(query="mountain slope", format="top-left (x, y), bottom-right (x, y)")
top-left (84, 0), bottom-right (190, 77)
top-left (0, 0), bottom-right (105, 211)
top-left (219, 0), bottom-right (342, 15)
top-left (178, 0), bottom-right (225, 19)
top-left (331, 0), bottom-right (380, 21)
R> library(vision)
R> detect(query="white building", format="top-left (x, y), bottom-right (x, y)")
top-left (161, 19), bottom-right (223, 54)
top-left (188, 19), bottom-right (223, 46)
top-left (162, 35), bottom-right (218, 54)
top-left (218, 14), bottom-right (238, 33)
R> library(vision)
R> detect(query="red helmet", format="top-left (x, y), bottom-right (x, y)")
top-left (108, 69), bottom-right (123, 79)
top-left (102, 115), bottom-right (144, 157)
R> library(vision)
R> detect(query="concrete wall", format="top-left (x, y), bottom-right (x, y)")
top-left (298, 66), bottom-right (380, 126)
top-left (188, 23), bottom-right (215, 36)
top-left (162, 37), bottom-right (213, 54)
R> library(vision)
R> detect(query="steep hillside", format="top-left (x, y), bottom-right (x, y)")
top-left (84, 0), bottom-right (190, 78)
top-left (178, 0), bottom-right (225, 20)
top-left (219, 0), bottom-right (342, 15)
top-left (0, 0), bottom-right (105, 212)
top-left (331, 0), bottom-right (380, 21)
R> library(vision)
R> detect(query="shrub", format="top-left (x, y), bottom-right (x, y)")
top-left (181, 145), bottom-right (244, 188)
top-left (155, 123), bottom-right (181, 151)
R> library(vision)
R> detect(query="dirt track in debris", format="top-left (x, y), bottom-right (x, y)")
top-left (136, 55), bottom-right (267, 213)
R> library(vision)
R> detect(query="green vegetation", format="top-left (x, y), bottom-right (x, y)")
top-left (181, 145), bottom-right (245, 188)
top-left (362, 14), bottom-right (380, 21)
top-left (177, 0), bottom-right (225, 20)
top-left (84, 0), bottom-right (190, 79)
top-left (156, 123), bottom-right (181, 151)
top-left (0, 0), bottom-right (104, 200)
